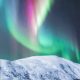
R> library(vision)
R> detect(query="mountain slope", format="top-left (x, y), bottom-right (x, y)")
top-left (0, 56), bottom-right (80, 80)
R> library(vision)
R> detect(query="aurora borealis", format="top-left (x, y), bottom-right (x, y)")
top-left (0, 0), bottom-right (80, 63)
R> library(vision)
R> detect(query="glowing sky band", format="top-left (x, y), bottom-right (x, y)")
top-left (3, 0), bottom-right (80, 62)
top-left (5, 0), bottom-right (60, 54)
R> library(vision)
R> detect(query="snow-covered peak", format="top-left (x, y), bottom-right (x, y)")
top-left (0, 56), bottom-right (80, 80)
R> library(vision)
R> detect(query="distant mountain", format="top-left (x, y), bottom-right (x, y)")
top-left (0, 56), bottom-right (80, 80)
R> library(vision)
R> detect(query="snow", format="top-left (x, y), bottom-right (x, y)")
top-left (0, 56), bottom-right (80, 80)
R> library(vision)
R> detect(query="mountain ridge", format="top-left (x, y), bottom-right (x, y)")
top-left (0, 56), bottom-right (80, 80)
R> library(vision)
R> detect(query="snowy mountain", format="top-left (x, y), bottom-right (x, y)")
top-left (0, 56), bottom-right (80, 80)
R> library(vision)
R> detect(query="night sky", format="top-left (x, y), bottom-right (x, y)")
top-left (0, 0), bottom-right (80, 63)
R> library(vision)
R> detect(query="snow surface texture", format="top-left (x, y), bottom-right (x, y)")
top-left (0, 56), bottom-right (80, 80)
